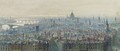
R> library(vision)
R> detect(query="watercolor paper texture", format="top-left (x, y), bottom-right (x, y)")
top-left (0, 0), bottom-right (119, 17)
top-left (0, 0), bottom-right (119, 51)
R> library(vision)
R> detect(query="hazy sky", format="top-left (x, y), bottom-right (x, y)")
top-left (0, 0), bottom-right (120, 17)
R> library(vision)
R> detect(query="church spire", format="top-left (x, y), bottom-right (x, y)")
top-left (98, 16), bottom-right (101, 22)
top-left (106, 19), bottom-right (110, 32)
top-left (115, 17), bottom-right (117, 23)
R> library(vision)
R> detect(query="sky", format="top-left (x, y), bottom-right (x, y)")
top-left (0, 0), bottom-right (120, 17)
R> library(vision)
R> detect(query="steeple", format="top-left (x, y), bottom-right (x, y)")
top-left (106, 19), bottom-right (110, 32)
top-left (98, 17), bottom-right (101, 22)
top-left (115, 17), bottom-right (117, 23)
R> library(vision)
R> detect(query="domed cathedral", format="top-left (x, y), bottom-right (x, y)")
top-left (70, 12), bottom-right (75, 18)
top-left (67, 12), bottom-right (79, 20)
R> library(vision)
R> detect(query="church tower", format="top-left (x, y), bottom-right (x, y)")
top-left (115, 17), bottom-right (117, 23)
top-left (98, 17), bottom-right (101, 22)
top-left (106, 19), bottom-right (110, 32)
